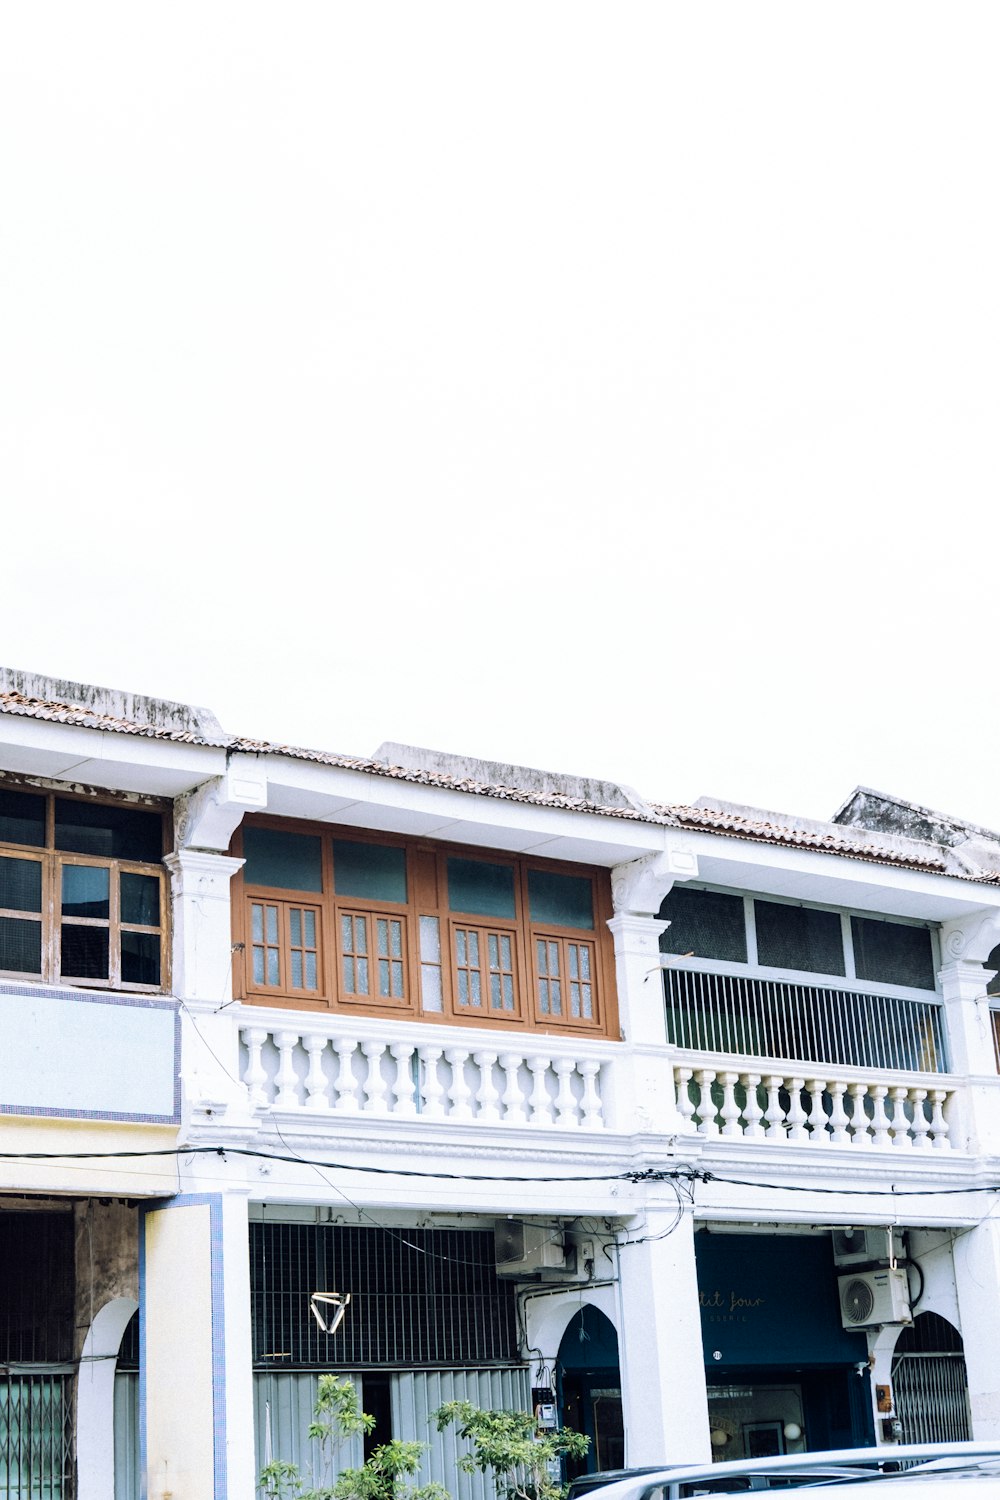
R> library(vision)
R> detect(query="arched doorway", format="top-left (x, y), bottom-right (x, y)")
top-left (892, 1313), bottom-right (970, 1443)
top-left (558, 1307), bottom-right (623, 1477)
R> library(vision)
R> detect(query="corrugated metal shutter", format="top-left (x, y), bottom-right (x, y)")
top-left (253, 1373), bottom-right (365, 1488)
top-left (393, 1368), bottom-right (533, 1500)
top-left (113, 1373), bottom-right (140, 1500)
top-left (892, 1355), bottom-right (971, 1444)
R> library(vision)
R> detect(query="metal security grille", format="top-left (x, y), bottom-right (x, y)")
top-left (0, 1374), bottom-right (74, 1499)
top-left (0, 1215), bottom-right (74, 1363)
top-left (893, 1354), bottom-right (970, 1444)
top-left (251, 1224), bottom-right (520, 1368)
top-left (664, 968), bottom-right (947, 1073)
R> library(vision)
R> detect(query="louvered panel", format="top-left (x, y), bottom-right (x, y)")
top-left (254, 1373), bottom-right (365, 1487)
top-left (113, 1373), bottom-right (140, 1500)
top-left (393, 1368), bottom-right (533, 1500)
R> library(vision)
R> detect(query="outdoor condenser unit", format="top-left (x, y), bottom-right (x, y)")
top-left (494, 1219), bottom-right (570, 1277)
top-left (838, 1269), bottom-right (912, 1329)
top-left (831, 1227), bottom-right (906, 1268)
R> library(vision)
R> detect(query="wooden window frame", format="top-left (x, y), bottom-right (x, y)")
top-left (0, 783), bottom-right (169, 993)
top-left (231, 817), bottom-right (618, 1039)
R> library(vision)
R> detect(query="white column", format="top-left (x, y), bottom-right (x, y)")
top-left (938, 958), bottom-right (1000, 1154)
top-left (954, 1217), bottom-right (1000, 1437)
top-left (617, 1209), bottom-right (711, 1464)
top-left (164, 850), bottom-right (251, 1124)
top-left (142, 1192), bottom-right (256, 1500)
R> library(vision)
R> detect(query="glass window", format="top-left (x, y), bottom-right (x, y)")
top-left (851, 916), bottom-right (936, 991)
top-left (0, 789), bottom-right (46, 847)
top-left (121, 931), bottom-right (162, 986)
top-left (121, 872), bottom-right (160, 926)
top-left (61, 925), bottom-right (110, 981)
top-left (659, 887), bottom-right (748, 963)
top-left (54, 798), bottom-right (162, 861)
top-left (0, 916), bottom-right (42, 973)
top-left (0, 857), bottom-right (42, 913)
top-left (754, 900), bottom-right (845, 976)
top-left (243, 826), bottom-right (323, 892)
top-left (332, 840), bottom-right (407, 903)
top-left (527, 869), bottom-right (594, 930)
top-left (447, 858), bottom-right (515, 918)
top-left (61, 865), bottom-right (110, 920)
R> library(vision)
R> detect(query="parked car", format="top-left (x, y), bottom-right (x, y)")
top-left (572, 1445), bottom-right (1000, 1500)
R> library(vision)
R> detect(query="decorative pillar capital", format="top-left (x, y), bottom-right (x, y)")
top-left (611, 844), bottom-right (698, 917)
top-left (173, 753), bottom-right (268, 852)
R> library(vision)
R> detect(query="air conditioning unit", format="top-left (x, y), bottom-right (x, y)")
top-left (832, 1227), bottom-right (906, 1268)
top-left (838, 1269), bottom-right (912, 1329)
top-left (494, 1220), bottom-right (571, 1277)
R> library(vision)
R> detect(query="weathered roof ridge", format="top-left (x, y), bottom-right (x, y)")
top-left (3, 679), bottom-right (1000, 882)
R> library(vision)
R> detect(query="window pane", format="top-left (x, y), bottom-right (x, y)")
top-left (332, 840), bottom-right (407, 903)
top-left (62, 865), bottom-right (110, 920)
top-left (242, 827), bottom-right (322, 892)
top-left (527, 870), bottom-right (594, 930)
top-left (447, 858), bottom-right (515, 918)
top-left (61, 925), bottom-right (109, 980)
top-left (54, 799), bottom-right (162, 861)
top-left (0, 789), bottom-right (46, 847)
top-left (121, 931), bottom-right (161, 986)
top-left (658, 887), bottom-right (748, 962)
top-left (0, 857), bottom-right (42, 913)
top-left (121, 872), bottom-right (160, 926)
top-left (0, 916), bottom-right (41, 973)
top-left (852, 916), bottom-right (936, 991)
top-left (755, 900), bottom-right (845, 976)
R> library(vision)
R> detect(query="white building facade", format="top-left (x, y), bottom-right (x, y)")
top-left (3, 668), bottom-right (1000, 1500)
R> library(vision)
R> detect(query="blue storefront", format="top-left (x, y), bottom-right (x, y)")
top-left (696, 1232), bottom-right (875, 1457)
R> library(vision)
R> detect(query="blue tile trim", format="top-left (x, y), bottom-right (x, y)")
top-left (0, 982), bottom-right (180, 1123)
top-left (139, 1194), bottom-right (229, 1500)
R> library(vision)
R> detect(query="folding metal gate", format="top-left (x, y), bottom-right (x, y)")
top-left (0, 1374), bottom-right (74, 1500)
top-left (892, 1352), bottom-right (971, 1444)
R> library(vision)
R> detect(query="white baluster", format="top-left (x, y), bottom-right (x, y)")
top-left (675, 1068), bottom-right (697, 1133)
top-left (909, 1088), bottom-right (930, 1150)
top-left (763, 1075), bottom-right (786, 1139)
top-left (243, 1027), bottom-right (270, 1110)
top-left (848, 1083), bottom-right (872, 1146)
top-left (889, 1085), bottom-right (912, 1148)
top-left (333, 1037), bottom-right (361, 1112)
top-left (786, 1077), bottom-right (808, 1141)
top-left (303, 1034), bottom-right (330, 1111)
top-left (390, 1043), bottom-right (417, 1116)
top-left (473, 1051), bottom-right (501, 1122)
top-left (499, 1052), bottom-right (528, 1124)
top-left (553, 1058), bottom-right (579, 1129)
top-left (527, 1056), bottom-right (555, 1127)
top-left (869, 1086), bottom-right (892, 1148)
top-left (928, 1088), bottom-right (952, 1150)
top-left (827, 1082), bottom-right (850, 1144)
top-left (695, 1070), bottom-right (720, 1137)
top-left (741, 1074), bottom-right (765, 1138)
top-left (418, 1046), bottom-right (445, 1118)
top-left (578, 1059), bottom-right (604, 1130)
top-left (719, 1072), bottom-right (743, 1138)
top-left (804, 1079), bottom-right (829, 1144)
top-left (361, 1041), bottom-right (389, 1113)
top-left (445, 1048), bottom-right (474, 1120)
top-left (274, 1030), bottom-right (302, 1109)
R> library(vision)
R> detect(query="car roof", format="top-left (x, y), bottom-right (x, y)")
top-left (582, 1447), bottom-right (1000, 1500)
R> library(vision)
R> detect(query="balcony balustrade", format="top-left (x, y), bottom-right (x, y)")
top-left (239, 1014), bottom-right (613, 1130)
top-left (672, 1056), bottom-right (955, 1149)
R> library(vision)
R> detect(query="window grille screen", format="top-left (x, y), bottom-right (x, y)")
top-left (851, 917), bottom-right (936, 991)
top-left (658, 888), bottom-right (747, 964)
top-left (251, 1224), bottom-right (520, 1368)
top-left (0, 1214), bottom-right (73, 1363)
top-left (754, 901), bottom-right (845, 976)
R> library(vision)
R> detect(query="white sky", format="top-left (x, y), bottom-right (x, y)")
top-left (1, 4), bottom-right (998, 830)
